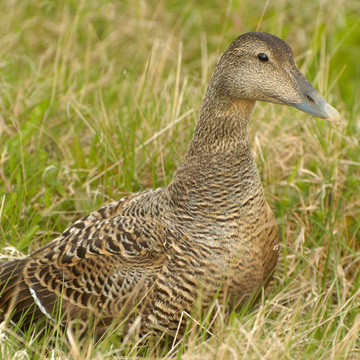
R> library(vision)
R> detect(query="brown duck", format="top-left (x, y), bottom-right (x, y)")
top-left (0, 32), bottom-right (340, 337)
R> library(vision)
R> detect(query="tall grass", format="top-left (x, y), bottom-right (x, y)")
top-left (0, 0), bottom-right (359, 358)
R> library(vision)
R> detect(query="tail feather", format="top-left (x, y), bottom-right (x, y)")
top-left (0, 259), bottom-right (72, 327)
top-left (0, 259), bottom-right (28, 304)
top-left (0, 259), bottom-right (41, 325)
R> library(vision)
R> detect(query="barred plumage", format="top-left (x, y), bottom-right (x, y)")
top-left (0, 32), bottom-right (340, 338)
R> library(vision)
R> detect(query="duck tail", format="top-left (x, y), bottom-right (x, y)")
top-left (0, 259), bottom-right (39, 325)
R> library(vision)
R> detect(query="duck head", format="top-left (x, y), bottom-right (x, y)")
top-left (210, 32), bottom-right (340, 124)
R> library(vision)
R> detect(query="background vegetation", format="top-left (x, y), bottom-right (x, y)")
top-left (0, 0), bottom-right (359, 358)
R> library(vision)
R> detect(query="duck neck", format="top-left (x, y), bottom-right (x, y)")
top-left (186, 95), bottom-right (256, 155)
top-left (166, 95), bottom-right (262, 219)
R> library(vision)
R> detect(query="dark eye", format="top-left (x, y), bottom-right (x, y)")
top-left (258, 53), bottom-right (269, 62)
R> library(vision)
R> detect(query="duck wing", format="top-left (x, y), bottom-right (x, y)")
top-left (0, 206), bottom-right (178, 331)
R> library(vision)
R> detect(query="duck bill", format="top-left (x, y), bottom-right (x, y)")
top-left (289, 72), bottom-right (341, 125)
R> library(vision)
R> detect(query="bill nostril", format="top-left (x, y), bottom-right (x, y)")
top-left (306, 94), bottom-right (316, 104)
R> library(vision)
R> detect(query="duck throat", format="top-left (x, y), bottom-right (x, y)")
top-left (186, 97), bottom-right (256, 156)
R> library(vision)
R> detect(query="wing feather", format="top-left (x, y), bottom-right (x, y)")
top-left (20, 214), bottom-right (178, 324)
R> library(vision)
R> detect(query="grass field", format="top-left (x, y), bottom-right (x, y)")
top-left (0, 0), bottom-right (359, 359)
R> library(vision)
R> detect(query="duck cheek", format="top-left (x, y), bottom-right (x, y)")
top-left (252, 85), bottom-right (299, 105)
top-left (275, 87), bottom-right (304, 106)
top-left (263, 75), bottom-right (303, 105)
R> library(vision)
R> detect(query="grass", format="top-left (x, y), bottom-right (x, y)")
top-left (0, 0), bottom-right (359, 358)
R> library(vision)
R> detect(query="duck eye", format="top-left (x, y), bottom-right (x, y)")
top-left (258, 53), bottom-right (269, 62)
